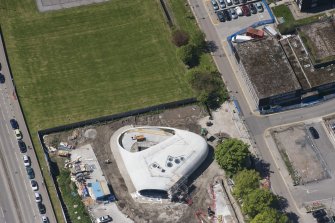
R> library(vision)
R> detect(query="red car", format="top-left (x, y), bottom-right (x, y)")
top-left (241, 5), bottom-right (251, 16)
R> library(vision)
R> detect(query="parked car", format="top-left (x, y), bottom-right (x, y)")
top-left (23, 155), bottom-right (30, 167)
top-left (255, 2), bottom-right (264, 12)
top-left (248, 3), bottom-right (257, 14)
top-left (211, 0), bottom-right (219, 10)
top-left (41, 216), bottom-right (49, 223)
top-left (14, 129), bottom-right (22, 140)
top-left (240, 0), bottom-right (247, 3)
top-left (312, 209), bottom-right (326, 218)
top-left (31, 180), bottom-right (38, 191)
top-left (241, 5), bottom-right (251, 16)
top-left (37, 203), bottom-right (46, 214)
top-left (35, 192), bottom-right (42, 203)
top-left (226, 0), bottom-right (232, 5)
top-left (317, 216), bottom-right (330, 223)
top-left (218, 0), bottom-right (226, 8)
top-left (235, 6), bottom-right (243, 16)
top-left (230, 8), bottom-right (238, 19)
top-left (18, 140), bottom-right (27, 153)
top-left (10, 119), bottom-right (19, 130)
top-left (216, 11), bottom-right (225, 22)
top-left (0, 73), bottom-right (5, 84)
top-left (233, 0), bottom-right (239, 4)
top-left (26, 167), bottom-right (35, 179)
top-left (96, 215), bottom-right (112, 223)
top-left (309, 126), bottom-right (319, 139)
top-left (223, 10), bottom-right (232, 21)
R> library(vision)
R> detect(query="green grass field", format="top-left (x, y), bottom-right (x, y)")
top-left (0, 0), bottom-right (193, 222)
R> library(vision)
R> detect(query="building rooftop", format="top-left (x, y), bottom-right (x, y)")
top-left (236, 37), bottom-right (301, 99)
top-left (281, 35), bottom-right (335, 89)
top-left (116, 126), bottom-right (208, 195)
top-left (298, 18), bottom-right (335, 65)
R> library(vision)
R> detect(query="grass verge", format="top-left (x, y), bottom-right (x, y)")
top-left (272, 5), bottom-right (325, 34)
top-left (278, 149), bottom-right (300, 185)
top-left (0, 0), bottom-right (193, 222)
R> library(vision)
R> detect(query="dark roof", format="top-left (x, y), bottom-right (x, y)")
top-left (298, 18), bottom-right (335, 65)
top-left (281, 35), bottom-right (335, 89)
top-left (236, 37), bottom-right (301, 99)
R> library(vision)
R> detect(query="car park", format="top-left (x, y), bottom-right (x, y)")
top-left (255, 2), bottom-right (264, 12)
top-left (41, 216), bottom-right (49, 223)
top-left (248, 3), bottom-right (257, 14)
top-left (37, 203), bottom-right (46, 214)
top-left (211, 0), bottom-right (219, 10)
top-left (96, 215), bottom-right (112, 223)
top-left (26, 167), bottom-right (35, 179)
top-left (230, 8), bottom-right (238, 19)
top-left (31, 180), bottom-right (38, 191)
top-left (218, 0), bottom-right (226, 8)
top-left (235, 6), bottom-right (243, 16)
top-left (233, 0), bottom-right (239, 5)
top-left (309, 127), bottom-right (319, 139)
top-left (23, 155), bottom-right (30, 167)
top-left (10, 119), bottom-right (19, 130)
top-left (0, 73), bottom-right (5, 84)
top-left (226, 0), bottom-right (232, 5)
top-left (241, 5), bottom-right (251, 16)
top-left (18, 140), bottom-right (27, 153)
top-left (223, 10), bottom-right (232, 21)
top-left (35, 192), bottom-right (42, 203)
top-left (14, 129), bottom-right (22, 140)
top-left (216, 11), bottom-right (225, 22)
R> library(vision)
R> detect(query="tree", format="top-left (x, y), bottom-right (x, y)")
top-left (215, 138), bottom-right (251, 175)
top-left (171, 29), bottom-right (189, 47)
top-left (233, 169), bottom-right (260, 199)
top-left (242, 189), bottom-right (278, 218)
top-left (177, 44), bottom-right (197, 67)
top-left (251, 209), bottom-right (289, 223)
top-left (191, 30), bottom-right (206, 52)
top-left (187, 69), bottom-right (228, 109)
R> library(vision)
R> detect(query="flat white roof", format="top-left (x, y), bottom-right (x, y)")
top-left (115, 126), bottom-right (208, 193)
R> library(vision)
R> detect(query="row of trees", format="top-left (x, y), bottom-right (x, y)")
top-left (215, 139), bottom-right (289, 223)
top-left (171, 29), bottom-right (229, 109)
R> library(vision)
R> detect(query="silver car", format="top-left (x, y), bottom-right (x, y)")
top-left (230, 8), bottom-right (238, 19)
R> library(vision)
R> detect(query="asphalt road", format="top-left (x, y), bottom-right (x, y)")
top-left (0, 33), bottom-right (56, 223)
top-left (188, 0), bottom-right (335, 222)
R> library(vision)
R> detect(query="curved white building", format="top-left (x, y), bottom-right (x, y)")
top-left (113, 126), bottom-right (208, 201)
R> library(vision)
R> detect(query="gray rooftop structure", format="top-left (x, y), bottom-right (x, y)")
top-left (281, 35), bottom-right (335, 89)
top-left (236, 37), bottom-right (301, 99)
top-left (298, 18), bottom-right (335, 66)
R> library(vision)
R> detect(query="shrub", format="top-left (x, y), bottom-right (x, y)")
top-left (171, 29), bottom-right (189, 47)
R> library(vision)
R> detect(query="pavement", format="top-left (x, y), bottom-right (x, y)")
top-left (188, 0), bottom-right (335, 222)
top-left (0, 32), bottom-right (56, 222)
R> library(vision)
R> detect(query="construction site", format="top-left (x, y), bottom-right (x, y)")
top-left (43, 105), bottom-right (242, 223)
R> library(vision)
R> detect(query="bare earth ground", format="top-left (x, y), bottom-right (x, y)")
top-left (45, 105), bottom-right (228, 223)
top-left (271, 124), bottom-right (328, 184)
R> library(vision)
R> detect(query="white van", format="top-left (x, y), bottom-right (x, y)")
top-left (263, 25), bottom-right (279, 37)
top-left (235, 6), bottom-right (243, 16)
top-left (226, 0), bottom-right (232, 6)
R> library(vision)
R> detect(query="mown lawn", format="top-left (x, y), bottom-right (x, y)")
top-left (0, 0), bottom-right (192, 222)
top-left (272, 5), bottom-right (325, 34)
